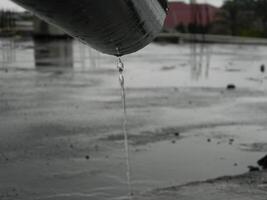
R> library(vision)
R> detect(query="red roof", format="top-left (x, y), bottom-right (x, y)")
top-left (164, 1), bottom-right (219, 30)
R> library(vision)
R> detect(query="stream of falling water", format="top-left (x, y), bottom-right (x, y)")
top-left (117, 57), bottom-right (133, 199)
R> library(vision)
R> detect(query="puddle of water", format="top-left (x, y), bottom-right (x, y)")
top-left (130, 134), bottom-right (263, 191)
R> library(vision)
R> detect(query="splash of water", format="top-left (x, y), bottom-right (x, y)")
top-left (116, 57), bottom-right (133, 199)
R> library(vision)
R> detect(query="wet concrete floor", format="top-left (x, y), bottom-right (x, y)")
top-left (0, 38), bottom-right (267, 199)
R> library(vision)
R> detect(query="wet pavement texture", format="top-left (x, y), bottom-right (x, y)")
top-left (1, 38), bottom-right (267, 199)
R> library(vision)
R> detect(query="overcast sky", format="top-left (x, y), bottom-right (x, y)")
top-left (1, 0), bottom-right (223, 11)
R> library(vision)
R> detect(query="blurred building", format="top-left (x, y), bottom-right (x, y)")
top-left (34, 39), bottom-right (73, 68)
top-left (34, 17), bottom-right (69, 38)
top-left (14, 11), bottom-right (33, 34)
top-left (164, 2), bottom-right (219, 31)
top-left (0, 10), bottom-right (33, 35)
top-left (0, 10), bottom-right (71, 37)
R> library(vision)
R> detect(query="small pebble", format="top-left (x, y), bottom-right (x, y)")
top-left (260, 64), bottom-right (265, 73)
top-left (248, 165), bottom-right (260, 172)
top-left (227, 84), bottom-right (236, 90)
top-left (174, 132), bottom-right (180, 137)
top-left (85, 155), bottom-right (90, 160)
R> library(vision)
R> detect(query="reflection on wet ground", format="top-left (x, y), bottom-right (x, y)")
top-left (0, 38), bottom-right (267, 200)
top-left (1, 38), bottom-right (267, 89)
